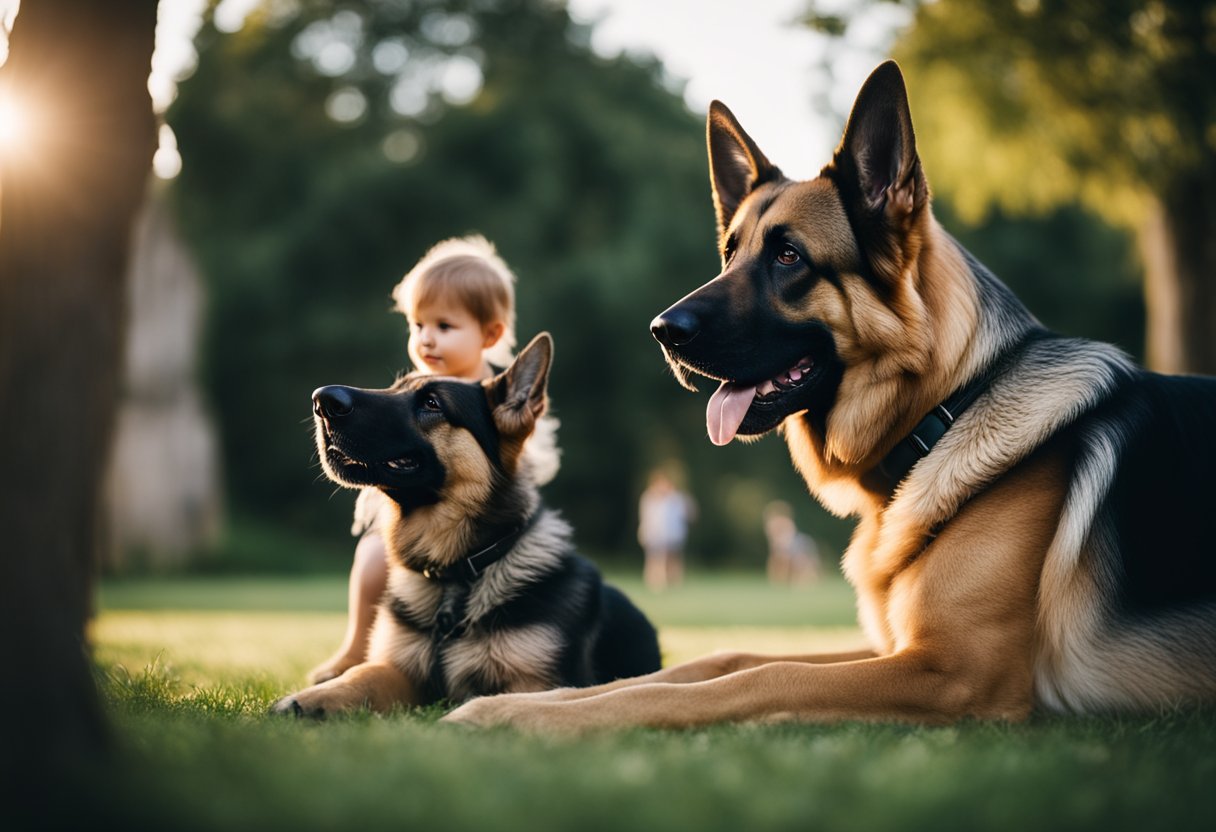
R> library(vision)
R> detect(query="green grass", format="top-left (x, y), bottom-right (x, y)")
top-left (72, 573), bottom-right (1216, 831)
top-left (93, 571), bottom-right (866, 689)
top-left (97, 569), bottom-right (861, 625)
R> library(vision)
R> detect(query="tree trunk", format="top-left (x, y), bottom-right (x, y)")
top-left (0, 0), bottom-right (158, 786)
top-left (1140, 170), bottom-right (1216, 376)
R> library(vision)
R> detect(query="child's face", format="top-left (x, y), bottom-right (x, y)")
top-left (407, 299), bottom-right (503, 380)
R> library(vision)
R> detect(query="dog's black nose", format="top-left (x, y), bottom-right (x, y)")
top-left (650, 308), bottom-right (700, 347)
top-left (313, 386), bottom-right (355, 418)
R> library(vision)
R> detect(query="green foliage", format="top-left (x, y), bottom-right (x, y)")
top-left (936, 201), bottom-right (1146, 359)
top-left (170, 0), bottom-right (852, 567)
top-left (888, 0), bottom-right (1216, 225)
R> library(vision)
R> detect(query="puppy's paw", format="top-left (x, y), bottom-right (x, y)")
top-left (269, 682), bottom-right (362, 719)
top-left (269, 694), bottom-right (315, 719)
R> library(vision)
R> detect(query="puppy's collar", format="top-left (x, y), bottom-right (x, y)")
top-left (420, 510), bottom-right (542, 583)
top-left (874, 363), bottom-right (1001, 496)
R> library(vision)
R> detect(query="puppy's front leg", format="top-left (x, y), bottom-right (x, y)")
top-left (271, 661), bottom-right (419, 718)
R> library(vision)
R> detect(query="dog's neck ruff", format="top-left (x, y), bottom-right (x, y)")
top-left (419, 510), bottom-right (542, 583)
top-left (874, 362), bottom-right (1003, 496)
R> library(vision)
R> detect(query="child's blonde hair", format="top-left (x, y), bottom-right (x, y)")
top-left (391, 235), bottom-right (517, 368)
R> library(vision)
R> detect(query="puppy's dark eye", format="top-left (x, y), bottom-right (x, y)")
top-left (776, 246), bottom-right (800, 266)
top-left (423, 395), bottom-right (442, 412)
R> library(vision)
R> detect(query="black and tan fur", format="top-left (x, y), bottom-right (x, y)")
top-left (273, 334), bottom-right (660, 717)
top-left (444, 62), bottom-right (1216, 732)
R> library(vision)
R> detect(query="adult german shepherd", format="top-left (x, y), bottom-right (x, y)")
top-left (444, 62), bottom-right (1216, 731)
top-left (273, 334), bottom-right (660, 717)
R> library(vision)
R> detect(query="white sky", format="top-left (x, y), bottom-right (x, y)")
top-left (566, 0), bottom-right (905, 178)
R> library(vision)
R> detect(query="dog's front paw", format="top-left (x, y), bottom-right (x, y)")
top-left (441, 695), bottom-right (517, 728)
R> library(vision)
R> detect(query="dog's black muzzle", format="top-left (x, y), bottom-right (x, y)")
top-left (650, 277), bottom-right (844, 437)
top-left (650, 307), bottom-right (700, 348)
top-left (650, 278), bottom-right (771, 385)
top-left (314, 385), bottom-right (356, 419)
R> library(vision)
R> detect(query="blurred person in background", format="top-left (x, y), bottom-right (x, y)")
top-left (763, 500), bottom-right (820, 587)
top-left (637, 466), bottom-right (695, 591)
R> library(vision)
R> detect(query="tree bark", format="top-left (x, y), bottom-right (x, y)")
top-left (0, 0), bottom-right (158, 782)
top-left (1141, 170), bottom-right (1216, 376)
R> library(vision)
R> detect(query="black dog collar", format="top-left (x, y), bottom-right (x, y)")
top-left (874, 364), bottom-right (1000, 495)
top-left (420, 510), bottom-right (542, 583)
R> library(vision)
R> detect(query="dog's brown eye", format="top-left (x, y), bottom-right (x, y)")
top-left (777, 247), bottom-right (800, 266)
top-left (423, 395), bottom-right (442, 412)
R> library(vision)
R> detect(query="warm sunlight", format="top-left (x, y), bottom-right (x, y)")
top-left (0, 86), bottom-right (34, 160)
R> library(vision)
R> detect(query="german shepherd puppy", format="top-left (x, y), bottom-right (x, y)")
top-left (273, 333), bottom-right (660, 717)
top-left (444, 62), bottom-right (1216, 732)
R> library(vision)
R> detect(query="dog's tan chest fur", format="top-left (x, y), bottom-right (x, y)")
top-left (843, 444), bottom-right (1069, 717)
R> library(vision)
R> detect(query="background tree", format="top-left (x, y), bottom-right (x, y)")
top-left (835, 0), bottom-right (1215, 374)
top-left (0, 0), bottom-right (158, 790)
top-left (171, 0), bottom-right (853, 564)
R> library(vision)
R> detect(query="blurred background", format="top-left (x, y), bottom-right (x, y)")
top-left (6, 0), bottom-right (1211, 578)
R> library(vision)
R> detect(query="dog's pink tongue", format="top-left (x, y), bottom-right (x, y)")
top-left (706, 381), bottom-right (757, 446)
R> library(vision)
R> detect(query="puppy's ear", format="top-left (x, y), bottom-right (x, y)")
top-left (707, 101), bottom-right (781, 243)
top-left (829, 61), bottom-right (928, 282)
top-left (485, 332), bottom-right (552, 437)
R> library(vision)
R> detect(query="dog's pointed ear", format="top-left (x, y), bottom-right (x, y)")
top-left (708, 101), bottom-right (781, 241)
top-left (485, 332), bottom-right (552, 437)
top-left (831, 61), bottom-right (928, 275)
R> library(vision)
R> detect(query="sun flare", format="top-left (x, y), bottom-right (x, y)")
top-left (0, 87), bottom-right (35, 160)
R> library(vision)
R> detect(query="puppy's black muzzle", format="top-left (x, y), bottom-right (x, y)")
top-left (311, 383), bottom-right (445, 503)
top-left (313, 385), bottom-right (355, 419)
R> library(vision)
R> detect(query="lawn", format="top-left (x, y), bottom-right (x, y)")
top-left (61, 571), bottom-right (1216, 831)
top-left (93, 571), bottom-right (867, 700)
